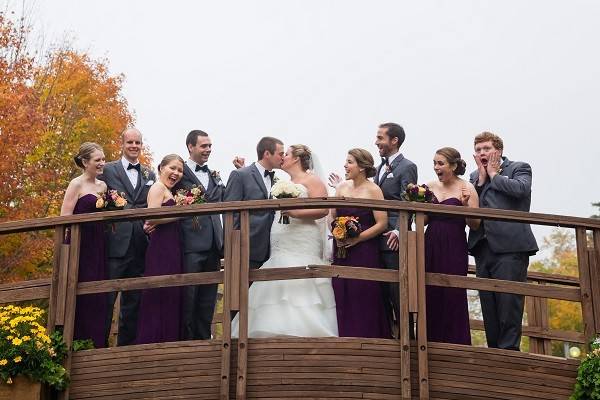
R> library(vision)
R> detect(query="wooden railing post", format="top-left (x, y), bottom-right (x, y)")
top-left (47, 226), bottom-right (65, 331)
top-left (590, 230), bottom-right (600, 336)
top-left (397, 211), bottom-right (411, 400)
top-left (58, 224), bottom-right (81, 400)
top-left (576, 228), bottom-right (596, 348)
top-left (415, 213), bottom-right (429, 399)
top-left (526, 290), bottom-right (552, 355)
top-left (220, 213), bottom-right (234, 400)
top-left (236, 211), bottom-right (250, 400)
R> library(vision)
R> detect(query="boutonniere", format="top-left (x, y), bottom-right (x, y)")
top-left (211, 170), bottom-right (221, 181)
top-left (141, 168), bottom-right (150, 180)
top-left (385, 164), bottom-right (392, 173)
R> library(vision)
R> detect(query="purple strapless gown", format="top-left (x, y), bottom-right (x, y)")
top-left (424, 197), bottom-right (471, 345)
top-left (135, 199), bottom-right (182, 344)
top-left (332, 207), bottom-right (391, 338)
top-left (71, 193), bottom-right (108, 348)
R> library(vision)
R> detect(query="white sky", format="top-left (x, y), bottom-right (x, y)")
top-left (26, 0), bottom-right (600, 255)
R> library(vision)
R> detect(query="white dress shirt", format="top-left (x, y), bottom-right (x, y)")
top-left (378, 150), bottom-right (401, 181)
top-left (186, 159), bottom-right (210, 189)
top-left (254, 162), bottom-right (273, 192)
top-left (121, 157), bottom-right (139, 189)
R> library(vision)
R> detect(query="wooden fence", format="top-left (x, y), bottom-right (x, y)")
top-left (1, 197), bottom-right (599, 399)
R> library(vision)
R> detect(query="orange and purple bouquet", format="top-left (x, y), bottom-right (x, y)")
top-left (96, 190), bottom-right (128, 211)
top-left (331, 216), bottom-right (361, 259)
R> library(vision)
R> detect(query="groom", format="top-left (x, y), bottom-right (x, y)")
top-left (174, 130), bottom-right (224, 340)
top-left (101, 127), bottom-right (156, 346)
top-left (224, 136), bottom-right (284, 269)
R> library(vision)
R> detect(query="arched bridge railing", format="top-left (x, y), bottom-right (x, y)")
top-left (1, 198), bottom-right (599, 400)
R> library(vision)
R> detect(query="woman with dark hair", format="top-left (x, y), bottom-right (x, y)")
top-left (60, 142), bottom-right (109, 348)
top-left (330, 148), bottom-right (391, 338)
top-left (424, 147), bottom-right (480, 345)
top-left (135, 154), bottom-right (185, 344)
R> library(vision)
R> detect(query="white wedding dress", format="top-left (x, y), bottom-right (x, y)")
top-left (232, 184), bottom-right (338, 338)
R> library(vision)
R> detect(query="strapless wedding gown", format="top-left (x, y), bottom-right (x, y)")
top-left (232, 184), bottom-right (338, 337)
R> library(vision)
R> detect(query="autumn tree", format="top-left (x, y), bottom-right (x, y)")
top-left (0, 10), bottom-right (150, 282)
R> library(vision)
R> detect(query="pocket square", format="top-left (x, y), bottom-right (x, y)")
top-left (145, 180), bottom-right (155, 186)
top-left (386, 173), bottom-right (394, 179)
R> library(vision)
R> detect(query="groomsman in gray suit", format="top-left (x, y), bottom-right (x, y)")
top-left (174, 130), bottom-right (224, 340)
top-left (224, 137), bottom-right (284, 269)
top-left (100, 128), bottom-right (156, 346)
top-left (373, 123), bottom-right (418, 333)
top-left (468, 131), bottom-right (538, 351)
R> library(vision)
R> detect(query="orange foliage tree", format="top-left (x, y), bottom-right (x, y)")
top-left (0, 11), bottom-right (151, 282)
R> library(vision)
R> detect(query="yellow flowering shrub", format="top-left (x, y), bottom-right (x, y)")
top-left (0, 305), bottom-right (69, 389)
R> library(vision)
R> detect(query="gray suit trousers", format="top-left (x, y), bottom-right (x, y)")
top-left (474, 240), bottom-right (528, 351)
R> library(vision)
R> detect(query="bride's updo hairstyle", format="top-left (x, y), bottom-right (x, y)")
top-left (348, 148), bottom-right (377, 178)
top-left (74, 142), bottom-right (103, 169)
top-left (436, 147), bottom-right (466, 176)
top-left (157, 154), bottom-right (184, 173)
top-left (289, 144), bottom-right (312, 171)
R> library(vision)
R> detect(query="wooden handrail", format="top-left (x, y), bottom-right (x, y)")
top-left (1, 197), bottom-right (600, 235)
top-left (468, 265), bottom-right (580, 287)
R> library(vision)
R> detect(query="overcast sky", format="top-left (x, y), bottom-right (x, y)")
top-left (26, 0), bottom-right (600, 254)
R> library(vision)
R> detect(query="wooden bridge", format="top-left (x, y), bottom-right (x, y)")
top-left (1, 198), bottom-right (599, 399)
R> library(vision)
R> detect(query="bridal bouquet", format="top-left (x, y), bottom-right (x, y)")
top-left (96, 190), bottom-right (128, 210)
top-left (331, 216), bottom-right (361, 259)
top-left (270, 180), bottom-right (302, 224)
top-left (175, 186), bottom-right (206, 230)
top-left (402, 183), bottom-right (435, 203)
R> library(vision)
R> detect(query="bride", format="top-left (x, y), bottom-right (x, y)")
top-left (232, 144), bottom-right (338, 337)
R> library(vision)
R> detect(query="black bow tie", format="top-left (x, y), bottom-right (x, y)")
top-left (127, 163), bottom-right (141, 171)
top-left (195, 164), bottom-right (208, 173)
top-left (381, 157), bottom-right (390, 167)
top-left (264, 170), bottom-right (275, 180)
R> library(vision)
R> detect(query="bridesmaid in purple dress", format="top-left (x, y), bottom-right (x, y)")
top-left (425, 147), bottom-right (480, 345)
top-left (60, 142), bottom-right (108, 348)
top-left (135, 154), bottom-right (185, 344)
top-left (331, 148), bottom-right (391, 338)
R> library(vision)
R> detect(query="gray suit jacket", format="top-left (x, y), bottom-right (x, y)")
top-left (223, 163), bottom-right (275, 263)
top-left (174, 164), bottom-right (224, 254)
top-left (467, 157), bottom-right (538, 255)
top-left (99, 160), bottom-right (156, 258)
top-left (374, 154), bottom-right (418, 251)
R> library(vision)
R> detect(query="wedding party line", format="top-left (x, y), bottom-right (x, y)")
top-left (61, 122), bottom-right (537, 352)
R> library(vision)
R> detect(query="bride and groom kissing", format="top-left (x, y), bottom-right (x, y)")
top-left (226, 136), bottom-right (394, 339)
top-left (225, 137), bottom-right (338, 337)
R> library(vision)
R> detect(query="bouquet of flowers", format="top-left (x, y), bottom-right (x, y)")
top-left (331, 216), bottom-right (361, 259)
top-left (571, 336), bottom-right (600, 399)
top-left (402, 183), bottom-right (435, 203)
top-left (174, 186), bottom-right (206, 230)
top-left (96, 190), bottom-right (128, 210)
top-left (174, 185), bottom-right (206, 206)
top-left (0, 305), bottom-right (69, 389)
top-left (270, 180), bottom-right (302, 224)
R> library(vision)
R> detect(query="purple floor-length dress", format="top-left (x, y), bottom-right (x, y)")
top-left (332, 207), bottom-right (391, 338)
top-left (135, 199), bottom-right (183, 344)
top-left (71, 193), bottom-right (108, 348)
top-left (424, 197), bottom-right (471, 345)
